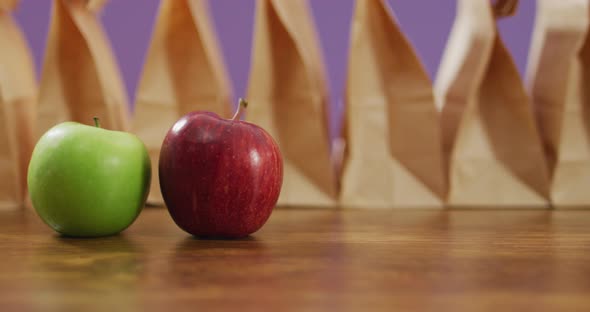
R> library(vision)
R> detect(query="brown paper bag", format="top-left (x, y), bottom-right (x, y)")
top-left (38, 0), bottom-right (129, 136)
top-left (526, 0), bottom-right (590, 207)
top-left (247, 0), bottom-right (338, 207)
top-left (339, 0), bottom-right (446, 208)
top-left (133, 0), bottom-right (233, 205)
top-left (0, 0), bottom-right (37, 210)
top-left (434, 0), bottom-right (550, 207)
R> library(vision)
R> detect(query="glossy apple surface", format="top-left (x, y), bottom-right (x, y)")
top-left (28, 120), bottom-right (151, 237)
top-left (159, 100), bottom-right (283, 238)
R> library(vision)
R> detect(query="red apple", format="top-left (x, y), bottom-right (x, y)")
top-left (159, 99), bottom-right (283, 238)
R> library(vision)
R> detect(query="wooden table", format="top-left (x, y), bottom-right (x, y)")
top-left (1, 208), bottom-right (589, 311)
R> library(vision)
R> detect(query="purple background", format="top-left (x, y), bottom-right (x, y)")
top-left (12, 0), bottom-right (535, 135)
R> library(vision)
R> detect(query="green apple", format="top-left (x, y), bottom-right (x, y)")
top-left (28, 118), bottom-right (150, 237)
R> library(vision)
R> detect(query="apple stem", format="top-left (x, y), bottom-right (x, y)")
top-left (232, 98), bottom-right (248, 121)
top-left (93, 117), bottom-right (101, 128)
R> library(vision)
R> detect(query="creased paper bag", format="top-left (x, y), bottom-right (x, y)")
top-left (38, 0), bottom-right (129, 136)
top-left (339, 0), bottom-right (446, 208)
top-left (133, 0), bottom-right (232, 205)
top-left (434, 0), bottom-right (550, 207)
top-left (247, 0), bottom-right (338, 207)
top-left (0, 0), bottom-right (36, 209)
top-left (527, 0), bottom-right (590, 207)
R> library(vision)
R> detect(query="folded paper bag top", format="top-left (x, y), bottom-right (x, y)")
top-left (493, 0), bottom-right (518, 17)
top-left (526, 0), bottom-right (590, 207)
top-left (62, 0), bottom-right (108, 11)
top-left (0, 0), bottom-right (37, 209)
top-left (37, 0), bottom-right (129, 137)
top-left (339, 0), bottom-right (446, 208)
top-left (133, 0), bottom-right (233, 205)
top-left (85, 0), bottom-right (107, 12)
top-left (247, 0), bottom-right (338, 207)
top-left (434, 0), bottom-right (550, 207)
top-left (246, 0), bottom-right (337, 206)
top-left (0, 0), bottom-right (17, 11)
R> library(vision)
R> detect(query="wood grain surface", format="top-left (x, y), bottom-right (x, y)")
top-left (0, 207), bottom-right (589, 311)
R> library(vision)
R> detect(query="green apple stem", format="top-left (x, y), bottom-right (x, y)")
top-left (232, 98), bottom-right (248, 121)
top-left (93, 117), bottom-right (101, 128)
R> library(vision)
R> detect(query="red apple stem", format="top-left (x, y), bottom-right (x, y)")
top-left (93, 117), bottom-right (101, 128)
top-left (232, 98), bottom-right (248, 121)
